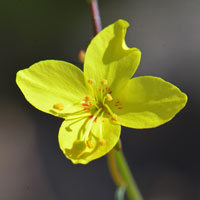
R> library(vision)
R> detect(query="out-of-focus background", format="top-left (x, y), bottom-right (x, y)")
top-left (0, 0), bottom-right (199, 199)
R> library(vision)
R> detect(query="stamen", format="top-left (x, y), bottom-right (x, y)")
top-left (65, 113), bottom-right (91, 121)
top-left (100, 80), bottom-right (108, 101)
top-left (101, 79), bottom-right (108, 85)
top-left (106, 94), bottom-right (113, 102)
top-left (87, 140), bottom-right (93, 148)
top-left (64, 109), bottom-right (92, 121)
top-left (88, 79), bottom-right (96, 85)
top-left (111, 113), bottom-right (118, 121)
top-left (104, 104), bottom-right (114, 116)
top-left (88, 78), bottom-right (99, 104)
top-left (99, 139), bottom-right (105, 146)
top-left (67, 109), bottom-right (89, 116)
top-left (53, 103), bottom-right (64, 111)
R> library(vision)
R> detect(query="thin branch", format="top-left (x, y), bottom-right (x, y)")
top-left (89, 0), bottom-right (102, 35)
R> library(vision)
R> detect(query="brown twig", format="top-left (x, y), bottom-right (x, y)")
top-left (89, 0), bottom-right (102, 35)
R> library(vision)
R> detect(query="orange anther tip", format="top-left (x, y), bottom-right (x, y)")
top-left (99, 139), bottom-right (105, 146)
top-left (53, 103), bottom-right (64, 111)
top-left (87, 140), bottom-right (93, 148)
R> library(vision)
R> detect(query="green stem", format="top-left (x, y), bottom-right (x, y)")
top-left (113, 149), bottom-right (143, 200)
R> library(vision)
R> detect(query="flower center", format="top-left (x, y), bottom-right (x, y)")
top-left (52, 79), bottom-right (122, 152)
top-left (86, 79), bottom-right (117, 118)
top-left (68, 79), bottom-right (118, 150)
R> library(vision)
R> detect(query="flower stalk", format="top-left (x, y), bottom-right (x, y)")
top-left (88, 1), bottom-right (144, 199)
top-left (113, 149), bottom-right (143, 200)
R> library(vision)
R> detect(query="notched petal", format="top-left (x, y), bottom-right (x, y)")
top-left (84, 19), bottom-right (141, 97)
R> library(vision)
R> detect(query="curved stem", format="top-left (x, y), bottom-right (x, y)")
top-left (107, 149), bottom-right (126, 188)
top-left (89, 0), bottom-right (102, 35)
top-left (113, 149), bottom-right (143, 200)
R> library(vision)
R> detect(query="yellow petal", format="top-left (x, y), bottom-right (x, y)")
top-left (58, 116), bottom-right (121, 164)
top-left (16, 60), bottom-right (89, 118)
top-left (111, 76), bottom-right (187, 128)
top-left (84, 19), bottom-right (141, 97)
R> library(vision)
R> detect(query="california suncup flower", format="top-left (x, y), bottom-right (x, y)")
top-left (16, 20), bottom-right (187, 164)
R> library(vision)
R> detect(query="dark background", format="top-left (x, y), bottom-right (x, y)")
top-left (0, 0), bottom-right (199, 199)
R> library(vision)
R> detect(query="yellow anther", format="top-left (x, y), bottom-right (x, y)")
top-left (111, 113), bottom-right (118, 121)
top-left (106, 94), bottom-right (113, 102)
top-left (88, 79), bottom-right (96, 85)
top-left (101, 79), bottom-right (108, 85)
top-left (99, 139), bottom-right (105, 146)
top-left (87, 140), bottom-right (93, 148)
top-left (53, 103), bottom-right (64, 111)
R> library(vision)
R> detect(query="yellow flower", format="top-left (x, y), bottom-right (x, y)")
top-left (16, 20), bottom-right (187, 164)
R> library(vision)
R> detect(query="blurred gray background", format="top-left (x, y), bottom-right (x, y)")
top-left (0, 0), bottom-right (199, 199)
